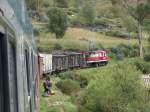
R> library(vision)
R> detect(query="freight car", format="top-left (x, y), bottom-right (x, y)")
top-left (53, 54), bottom-right (68, 72)
top-left (66, 52), bottom-right (83, 69)
top-left (39, 54), bottom-right (52, 74)
top-left (0, 0), bottom-right (38, 112)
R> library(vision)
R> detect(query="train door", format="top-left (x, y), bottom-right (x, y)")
top-left (7, 37), bottom-right (18, 112)
top-left (0, 33), bottom-right (4, 112)
top-left (0, 30), bottom-right (17, 112)
top-left (24, 49), bottom-right (32, 112)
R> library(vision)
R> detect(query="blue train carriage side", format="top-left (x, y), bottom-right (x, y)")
top-left (0, 0), bottom-right (39, 112)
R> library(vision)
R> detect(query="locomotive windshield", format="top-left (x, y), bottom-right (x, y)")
top-left (90, 52), bottom-right (99, 57)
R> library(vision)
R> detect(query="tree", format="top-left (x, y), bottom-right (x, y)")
top-left (111, 0), bottom-right (150, 58)
top-left (26, 0), bottom-right (36, 10)
top-left (80, 1), bottom-right (96, 25)
top-left (78, 62), bottom-right (150, 112)
top-left (25, 0), bottom-right (42, 13)
top-left (47, 7), bottom-right (68, 39)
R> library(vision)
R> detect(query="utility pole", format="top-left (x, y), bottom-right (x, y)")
top-left (137, 0), bottom-right (144, 58)
top-left (37, 0), bottom-right (40, 12)
top-left (53, 0), bottom-right (56, 7)
top-left (75, 0), bottom-right (81, 9)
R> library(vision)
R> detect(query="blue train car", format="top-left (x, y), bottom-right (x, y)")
top-left (0, 0), bottom-right (38, 112)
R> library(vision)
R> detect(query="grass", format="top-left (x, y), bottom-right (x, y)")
top-left (36, 28), bottom-right (148, 52)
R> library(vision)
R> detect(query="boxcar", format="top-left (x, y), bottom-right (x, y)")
top-left (39, 54), bottom-right (52, 74)
top-left (52, 54), bottom-right (68, 72)
top-left (66, 52), bottom-right (82, 68)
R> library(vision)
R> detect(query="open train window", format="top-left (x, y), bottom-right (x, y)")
top-left (25, 49), bottom-right (31, 95)
top-left (25, 49), bottom-right (33, 112)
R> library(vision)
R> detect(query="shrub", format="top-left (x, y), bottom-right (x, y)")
top-left (111, 44), bottom-right (139, 59)
top-left (144, 54), bottom-right (150, 62)
top-left (73, 74), bottom-right (88, 88)
top-left (108, 53), bottom-right (116, 59)
top-left (69, 16), bottom-right (84, 27)
top-left (56, 79), bottom-right (80, 95)
top-left (33, 28), bottom-right (40, 36)
top-left (105, 30), bottom-right (130, 38)
top-left (60, 71), bottom-right (89, 88)
top-left (53, 43), bottom-right (62, 50)
top-left (116, 53), bottom-right (124, 60)
top-left (78, 62), bottom-right (150, 112)
top-left (133, 59), bottom-right (150, 74)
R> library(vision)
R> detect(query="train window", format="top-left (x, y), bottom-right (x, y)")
top-left (85, 54), bottom-right (89, 58)
top-left (31, 53), bottom-right (34, 79)
top-left (99, 53), bottom-right (102, 57)
top-left (90, 53), bottom-right (98, 57)
top-left (25, 50), bottom-right (31, 95)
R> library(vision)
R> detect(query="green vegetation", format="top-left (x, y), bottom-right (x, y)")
top-left (39, 77), bottom-right (78, 112)
top-left (111, 0), bottom-right (150, 58)
top-left (78, 62), bottom-right (150, 112)
top-left (133, 58), bottom-right (150, 74)
top-left (56, 79), bottom-right (80, 95)
top-left (27, 0), bottom-right (150, 54)
top-left (39, 60), bottom-right (150, 112)
top-left (36, 27), bottom-right (148, 53)
top-left (110, 44), bottom-right (139, 60)
top-left (47, 7), bottom-right (68, 38)
top-left (80, 1), bottom-right (96, 25)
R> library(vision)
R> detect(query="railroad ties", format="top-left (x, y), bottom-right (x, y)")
top-left (142, 75), bottom-right (150, 91)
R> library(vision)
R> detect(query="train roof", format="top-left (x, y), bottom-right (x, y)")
top-left (65, 52), bottom-right (82, 55)
top-left (80, 50), bottom-right (107, 54)
top-left (53, 54), bottom-right (67, 57)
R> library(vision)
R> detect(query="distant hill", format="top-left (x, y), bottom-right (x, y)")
top-left (29, 0), bottom-right (149, 52)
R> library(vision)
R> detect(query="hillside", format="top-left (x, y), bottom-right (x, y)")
top-left (36, 27), bottom-right (149, 52)
top-left (30, 0), bottom-right (149, 53)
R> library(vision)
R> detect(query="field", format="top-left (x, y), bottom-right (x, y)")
top-left (35, 26), bottom-right (148, 52)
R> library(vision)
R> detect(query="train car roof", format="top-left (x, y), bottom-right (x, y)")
top-left (53, 54), bottom-right (67, 57)
top-left (39, 53), bottom-right (52, 57)
top-left (80, 50), bottom-right (106, 54)
top-left (65, 52), bottom-right (82, 55)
